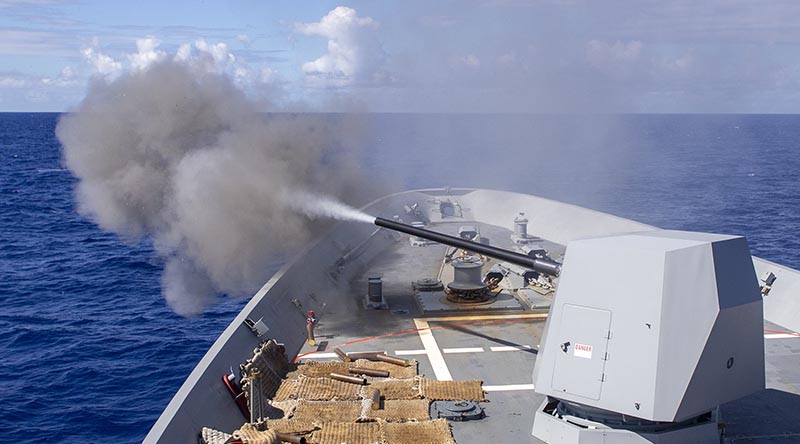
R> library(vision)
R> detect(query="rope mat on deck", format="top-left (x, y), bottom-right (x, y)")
top-left (265, 399), bottom-right (297, 418)
top-left (272, 379), bottom-right (300, 402)
top-left (279, 376), bottom-right (426, 402)
top-left (294, 377), bottom-right (364, 400)
top-left (277, 375), bottom-right (484, 403)
top-left (291, 400), bottom-right (364, 422)
top-left (286, 360), bottom-right (349, 378)
top-left (381, 419), bottom-right (455, 444)
top-left (232, 423), bottom-right (280, 444)
top-left (214, 345), bottom-right (482, 444)
top-left (286, 359), bottom-right (418, 380)
top-left (289, 398), bottom-right (431, 423)
top-left (352, 359), bottom-right (419, 379)
top-left (201, 427), bottom-right (231, 444)
top-left (309, 419), bottom-right (454, 444)
top-left (241, 340), bottom-right (293, 406)
top-left (364, 399), bottom-right (431, 422)
top-left (419, 378), bottom-right (486, 402)
top-left (313, 421), bottom-right (382, 444)
top-left (263, 418), bottom-right (318, 435)
top-left (366, 377), bottom-right (422, 400)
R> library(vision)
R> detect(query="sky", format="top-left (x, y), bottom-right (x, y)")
top-left (2, 0), bottom-right (800, 112)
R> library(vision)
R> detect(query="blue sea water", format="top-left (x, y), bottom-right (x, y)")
top-left (0, 112), bottom-right (798, 443)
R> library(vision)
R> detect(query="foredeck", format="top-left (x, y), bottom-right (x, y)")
top-left (147, 189), bottom-right (800, 444)
top-left (296, 221), bottom-right (553, 443)
top-left (295, 220), bottom-right (800, 443)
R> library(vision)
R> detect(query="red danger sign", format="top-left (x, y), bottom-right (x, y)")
top-left (574, 343), bottom-right (593, 359)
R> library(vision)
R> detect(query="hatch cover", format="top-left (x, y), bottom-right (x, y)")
top-left (430, 400), bottom-right (485, 421)
top-left (551, 304), bottom-right (611, 400)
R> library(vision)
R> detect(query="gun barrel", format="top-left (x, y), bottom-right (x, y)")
top-left (374, 217), bottom-right (561, 276)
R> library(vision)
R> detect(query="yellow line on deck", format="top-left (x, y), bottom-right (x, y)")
top-left (416, 313), bottom-right (548, 323)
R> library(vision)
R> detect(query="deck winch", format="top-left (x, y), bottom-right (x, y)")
top-left (445, 256), bottom-right (492, 303)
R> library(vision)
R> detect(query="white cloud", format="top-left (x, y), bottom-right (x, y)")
top-left (40, 65), bottom-right (77, 86)
top-left (587, 40), bottom-right (642, 67)
top-left (81, 45), bottom-right (122, 78)
top-left (128, 37), bottom-right (167, 71)
top-left (296, 6), bottom-right (377, 37)
top-left (449, 54), bottom-right (481, 69)
top-left (295, 6), bottom-right (385, 86)
top-left (60, 65), bottom-right (74, 79)
top-left (236, 34), bottom-right (250, 43)
top-left (176, 38), bottom-right (236, 74)
top-left (169, 38), bottom-right (276, 88)
top-left (0, 76), bottom-right (26, 88)
top-left (498, 52), bottom-right (516, 65)
top-left (81, 37), bottom-right (251, 84)
top-left (190, 39), bottom-right (249, 85)
top-left (195, 39), bottom-right (235, 66)
top-left (419, 15), bottom-right (456, 28)
top-left (659, 50), bottom-right (694, 75)
top-left (585, 40), bottom-right (644, 80)
top-left (260, 66), bottom-right (275, 83)
top-left (175, 43), bottom-right (192, 62)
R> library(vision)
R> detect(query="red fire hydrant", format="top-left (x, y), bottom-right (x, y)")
top-left (306, 310), bottom-right (317, 346)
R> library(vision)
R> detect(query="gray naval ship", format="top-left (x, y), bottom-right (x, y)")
top-left (143, 188), bottom-right (800, 444)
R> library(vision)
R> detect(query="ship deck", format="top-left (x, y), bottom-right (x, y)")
top-left (297, 221), bottom-right (553, 443)
top-left (295, 221), bottom-right (800, 444)
top-left (147, 189), bottom-right (800, 444)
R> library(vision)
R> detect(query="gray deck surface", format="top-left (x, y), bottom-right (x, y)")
top-left (296, 221), bottom-right (800, 444)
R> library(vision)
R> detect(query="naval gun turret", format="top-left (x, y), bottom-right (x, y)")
top-left (375, 218), bottom-right (766, 443)
top-left (532, 230), bottom-right (765, 444)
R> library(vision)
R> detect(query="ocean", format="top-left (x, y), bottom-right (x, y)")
top-left (1, 112), bottom-right (798, 443)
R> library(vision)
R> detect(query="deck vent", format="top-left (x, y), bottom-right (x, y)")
top-left (514, 213), bottom-right (529, 238)
top-left (365, 276), bottom-right (388, 309)
top-left (368, 276), bottom-right (383, 302)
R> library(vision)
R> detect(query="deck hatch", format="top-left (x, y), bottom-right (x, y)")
top-left (551, 304), bottom-right (612, 400)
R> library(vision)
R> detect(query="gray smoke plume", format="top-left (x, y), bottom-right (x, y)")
top-left (57, 60), bottom-right (374, 316)
top-left (282, 189), bottom-right (375, 224)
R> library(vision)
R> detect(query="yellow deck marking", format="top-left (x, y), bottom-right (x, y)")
top-left (414, 318), bottom-right (452, 381)
top-left (412, 313), bottom-right (546, 381)
top-left (416, 313), bottom-right (548, 323)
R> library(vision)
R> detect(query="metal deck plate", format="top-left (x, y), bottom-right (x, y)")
top-left (415, 290), bottom-right (524, 312)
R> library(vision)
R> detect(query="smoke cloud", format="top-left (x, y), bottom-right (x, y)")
top-left (57, 60), bottom-right (374, 316)
top-left (283, 189), bottom-right (375, 224)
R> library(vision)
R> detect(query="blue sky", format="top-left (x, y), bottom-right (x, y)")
top-left (2, 0), bottom-right (800, 112)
